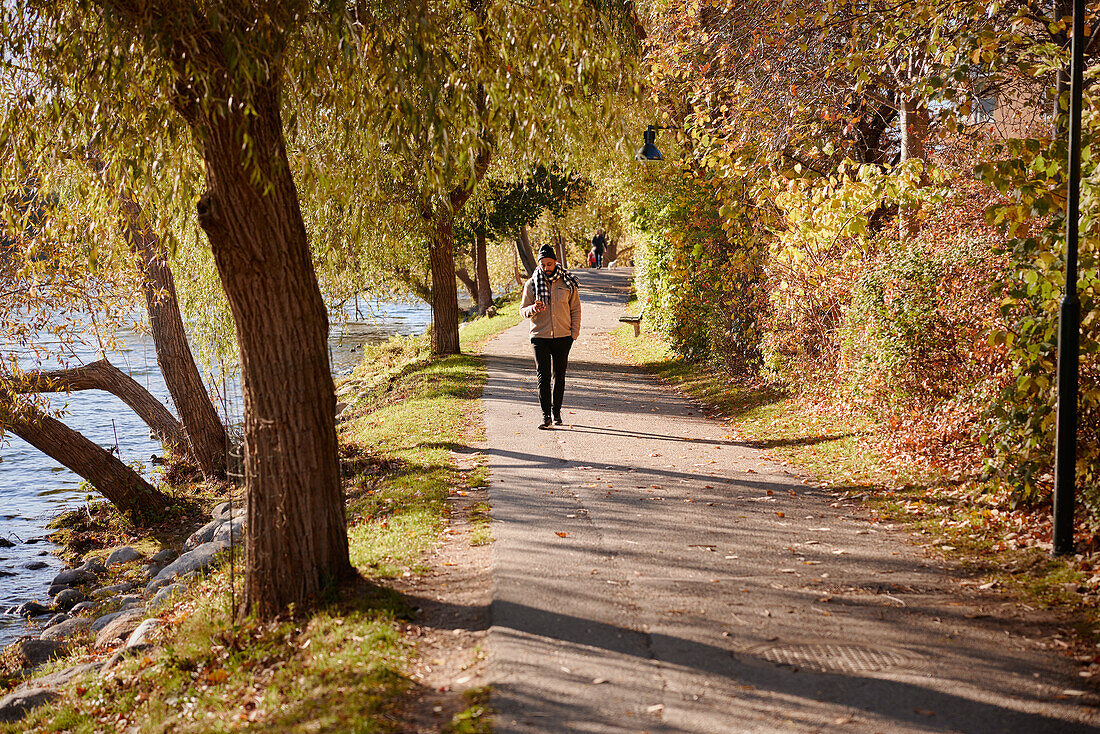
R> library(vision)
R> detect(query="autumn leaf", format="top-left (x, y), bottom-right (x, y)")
top-left (555, 531), bottom-right (569, 538)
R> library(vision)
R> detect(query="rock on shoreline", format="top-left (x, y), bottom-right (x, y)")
top-left (0, 503), bottom-right (246, 723)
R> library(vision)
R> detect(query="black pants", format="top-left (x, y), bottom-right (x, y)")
top-left (595, 249), bottom-right (604, 267)
top-left (532, 336), bottom-right (573, 417)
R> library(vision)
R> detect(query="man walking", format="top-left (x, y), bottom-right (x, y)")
top-left (520, 244), bottom-right (582, 429)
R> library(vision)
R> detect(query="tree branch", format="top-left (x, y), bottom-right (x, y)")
top-left (1, 393), bottom-right (172, 523)
top-left (455, 267), bottom-right (478, 302)
top-left (10, 359), bottom-right (187, 451)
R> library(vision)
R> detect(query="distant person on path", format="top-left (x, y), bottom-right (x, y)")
top-left (587, 248), bottom-right (597, 268)
top-left (520, 244), bottom-right (581, 429)
top-left (592, 229), bottom-right (607, 268)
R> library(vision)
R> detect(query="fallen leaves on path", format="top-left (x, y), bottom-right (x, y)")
top-left (555, 531), bottom-right (570, 537)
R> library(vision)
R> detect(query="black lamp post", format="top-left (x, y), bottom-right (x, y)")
top-left (1053, 0), bottom-right (1085, 557)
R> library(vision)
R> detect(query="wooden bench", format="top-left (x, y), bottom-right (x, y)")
top-left (619, 311), bottom-right (644, 337)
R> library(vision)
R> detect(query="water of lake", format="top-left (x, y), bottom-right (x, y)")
top-left (0, 299), bottom-right (433, 647)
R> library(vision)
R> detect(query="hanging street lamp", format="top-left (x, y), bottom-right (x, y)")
top-left (1053, 0), bottom-right (1085, 556)
top-left (634, 125), bottom-right (684, 162)
top-left (635, 125), bottom-right (664, 161)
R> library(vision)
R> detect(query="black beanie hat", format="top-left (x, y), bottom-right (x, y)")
top-left (537, 244), bottom-right (557, 261)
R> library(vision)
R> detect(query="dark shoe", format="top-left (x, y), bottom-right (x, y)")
top-left (538, 415), bottom-right (553, 430)
top-left (553, 412), bottom-right (563, 425)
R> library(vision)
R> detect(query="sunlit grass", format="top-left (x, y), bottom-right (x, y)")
top-left (341, 352), bottom-right (486, 577)
top-left (468, 502), bottom-right (493, 547)
top-left (338, 296), bottom-right (519, 575)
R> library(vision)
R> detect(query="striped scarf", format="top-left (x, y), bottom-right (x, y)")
top-left (534, 265), bottom-right (579, 304)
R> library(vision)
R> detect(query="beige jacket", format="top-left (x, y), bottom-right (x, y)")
top-left (520, 274), bottom-right (581, 340)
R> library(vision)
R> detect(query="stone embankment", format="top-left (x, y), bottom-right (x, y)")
top-left (0, 502), bottom-right (243, 724)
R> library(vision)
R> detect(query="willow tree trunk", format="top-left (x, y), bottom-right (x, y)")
top-left (5, 400), bottom-right (171, 523)
top-left (189, 77), bottom-right (351, 618)
top-left (515, 225), bottom-right (536, 277)
top-left (456, 266), bottom-right (478, 303)
top-left (552, 227), bottom-right (568, 267)
top-left (429, 214), bottom-right (462, 355)
top-left (119, 195), bottom-right (228, 479)
top-left (474, 230), bottom-right (492, 315)
top-left (14, 359), bottom-right (185, 449)
top-left (425, 137), bottom-right (490, 354)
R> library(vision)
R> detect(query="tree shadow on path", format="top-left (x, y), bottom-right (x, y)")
top-left (394, 590), bottom-right (1095, 733)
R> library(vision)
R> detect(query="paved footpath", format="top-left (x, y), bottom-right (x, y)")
top-left (482, 268), bottom-right (1100, 733)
